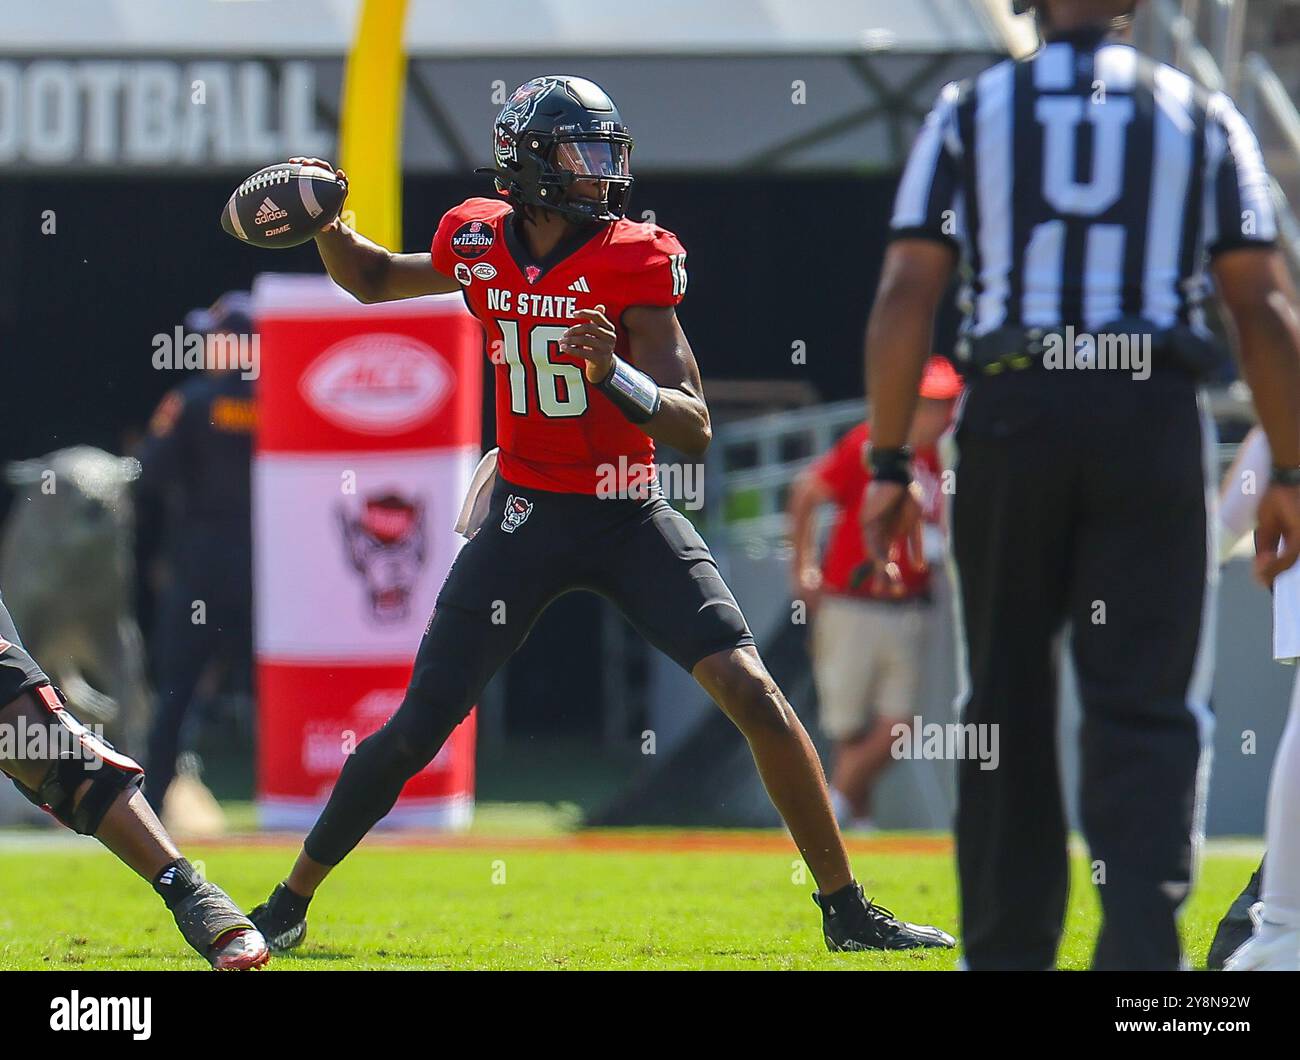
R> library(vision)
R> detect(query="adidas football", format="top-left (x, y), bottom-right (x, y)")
top-left (220, 162), bottom-right (347, 249)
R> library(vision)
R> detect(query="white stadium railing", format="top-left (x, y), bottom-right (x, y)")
top-left (706, 399), bottom-right (864, 549)
top-left (1151, 0), bottom-right (1300, 273)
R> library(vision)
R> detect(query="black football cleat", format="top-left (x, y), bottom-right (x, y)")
top-left (813, 883), bottom-right (956, 951)
top-left (170, 880), bottom-right (270, 970)
top-left (250, 882), bottom-right (310, 953)
top-left (1206, 861), bottom-right (1264, 971)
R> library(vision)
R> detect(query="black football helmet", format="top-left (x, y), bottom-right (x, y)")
top-left (479, 75), bottom-right (634, 225)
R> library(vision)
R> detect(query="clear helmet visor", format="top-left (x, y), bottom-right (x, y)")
top-left (553, 140), bottom-right (631, 179)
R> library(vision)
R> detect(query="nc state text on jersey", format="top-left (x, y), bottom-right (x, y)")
top-left (485, 288), bottom-right (581, 320)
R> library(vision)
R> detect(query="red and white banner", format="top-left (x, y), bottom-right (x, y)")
top-left (252, 274), bottom-right (482, 830)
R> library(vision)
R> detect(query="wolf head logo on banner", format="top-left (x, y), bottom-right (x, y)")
top-left (337, 492), bottom-right (428, 623)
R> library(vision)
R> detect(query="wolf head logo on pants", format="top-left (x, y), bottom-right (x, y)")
top-left (338, 493), bottom-right (427, 623)
top-left (501, 495), bottom-right (533, 534)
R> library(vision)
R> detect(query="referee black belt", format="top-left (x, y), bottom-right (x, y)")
top-left (960, 319), bottom-right (1220, 380)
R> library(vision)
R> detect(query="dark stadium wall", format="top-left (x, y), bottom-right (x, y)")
top-left (0, 171), bottom-right (946, 741)
top-left (0, 173), bottom-right (926, 461)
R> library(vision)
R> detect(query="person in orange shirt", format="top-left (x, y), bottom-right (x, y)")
top-left (789, 356), bottom-right (961, 829)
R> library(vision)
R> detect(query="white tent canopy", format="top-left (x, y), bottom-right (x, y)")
top-left (0, 0), bottom-right (1020, 173)
top-left (3, 0), bottom-right (1012, 56)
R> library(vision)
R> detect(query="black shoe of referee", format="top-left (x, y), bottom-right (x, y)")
top-left (1206, 862), bottom-right (1263, 971)
top-left (813, 883), bottom-right (956, 951)
top-left (250, 882), bottom-right (311, 954)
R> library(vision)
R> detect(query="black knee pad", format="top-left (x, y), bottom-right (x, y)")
top-left (11, 685), bottom-right (144, 835)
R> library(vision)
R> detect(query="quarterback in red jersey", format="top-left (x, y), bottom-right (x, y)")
top-left (430, 194), bottom-right (687, 493)
top-left (251, 75), bottom-right (954, 955)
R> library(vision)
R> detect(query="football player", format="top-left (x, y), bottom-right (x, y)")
top-left (249, 75), bottom-right (955, 955)
top-left (0, 599), bottom-right (269, 968)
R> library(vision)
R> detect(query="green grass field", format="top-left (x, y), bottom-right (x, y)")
top-left (0, 826), bottom-right (1260, 971)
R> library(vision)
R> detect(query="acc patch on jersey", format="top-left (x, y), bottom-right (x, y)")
top-left (451, 220), bottom-right (495, 259)
top-left (501, 495), bottom-right (533, 533)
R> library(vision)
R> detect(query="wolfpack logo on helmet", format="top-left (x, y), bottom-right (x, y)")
top-left (254, 196), bottom-right (289, 226)
top-left (494, 77), bottom-right (562, 170)
top-left (501, 495), bottom-right (533, 533)
top-left (451, 219), bottom-right (495, 259)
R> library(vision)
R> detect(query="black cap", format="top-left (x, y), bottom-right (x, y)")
top-left (185, 291), bottom-right (253, 336)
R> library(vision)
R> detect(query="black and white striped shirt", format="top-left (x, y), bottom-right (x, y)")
top-left (891, 26), bottom-right (1278, 338)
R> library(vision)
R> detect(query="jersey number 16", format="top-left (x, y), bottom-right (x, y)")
top-left (494, 320), bottom-right (588, 419)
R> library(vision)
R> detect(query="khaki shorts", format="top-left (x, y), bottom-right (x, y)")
top-left (811, 593), bottom-right (933, 739)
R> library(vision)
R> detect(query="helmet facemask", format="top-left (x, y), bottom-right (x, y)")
top-left (496, 127), bottom-right (634, 225)
top-left (551, 137), bottom-right (633, 219)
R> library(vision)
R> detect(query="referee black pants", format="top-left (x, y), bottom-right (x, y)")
top-left (950, 369), bottom-right (1213, 970)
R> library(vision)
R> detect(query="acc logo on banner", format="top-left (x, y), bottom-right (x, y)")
top-left (300, 333), bottom-right (453, 434)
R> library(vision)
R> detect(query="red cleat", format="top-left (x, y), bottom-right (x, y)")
top-left (168, 877), bottom-right (271, 970)
top-left (210, 928), bottom-right (271, 971)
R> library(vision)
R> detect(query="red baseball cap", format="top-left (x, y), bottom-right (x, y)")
top-left (918, 356), bottom-right (962, 400)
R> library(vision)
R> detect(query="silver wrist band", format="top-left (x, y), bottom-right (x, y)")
top-left (597, 355), bottom-right (661, 424)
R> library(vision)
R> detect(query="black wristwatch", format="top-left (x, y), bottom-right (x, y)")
top-left (864, 443), bottom-right (914, 486)
top-left (1273, 465), bottom-right (1300, 487)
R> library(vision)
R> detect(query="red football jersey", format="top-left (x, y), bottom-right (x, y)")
top-left (814, 423), bottom-right (944, 600)
top-left (430, 197), bottom-right (688, 493)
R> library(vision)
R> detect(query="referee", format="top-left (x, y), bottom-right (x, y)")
top-left (862, 0), bottom-right (1300, 969)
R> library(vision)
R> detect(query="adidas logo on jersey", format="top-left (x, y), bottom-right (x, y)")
top-left (567, 276), bottom-right (591, 293)
top-left (254, 197), bottom-right (288, 226)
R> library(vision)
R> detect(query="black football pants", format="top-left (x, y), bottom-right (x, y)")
top-left (303, 476), bottom-right (754, 867)
top-left (949, 369), bottom-right (1214, 970)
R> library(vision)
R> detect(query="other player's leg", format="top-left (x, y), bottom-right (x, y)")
top-left (1225, 671), bottom-right (1300, 970)
top-left (1206, 859), bottom-right (1263, 970)
top-left (0, 617), bottom-right (267, 969)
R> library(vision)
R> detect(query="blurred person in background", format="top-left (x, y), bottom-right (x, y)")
top-left (136, 292), bottom-right (257, 825)
top-left (788, 356), bottom-right (960, 830)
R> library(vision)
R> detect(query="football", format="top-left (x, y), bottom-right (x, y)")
top-left (220, 162), bottom-right (347, 249)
